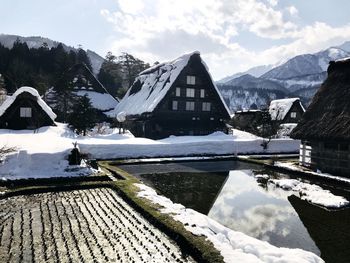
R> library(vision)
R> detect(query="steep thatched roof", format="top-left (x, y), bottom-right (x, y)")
top-left (269, 98), bottom-right (304, 121)
top-left (291, 58), bottom-right (350, 141)
top-left (108, 51), bottom-right (230, 118)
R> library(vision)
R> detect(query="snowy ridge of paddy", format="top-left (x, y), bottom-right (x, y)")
top-left (268, 178), bottom-right (349, 209)
top-left (135, 183), bottom-right (324, 263)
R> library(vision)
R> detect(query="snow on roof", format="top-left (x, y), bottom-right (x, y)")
top-left (74, 90), bottom-right (118, 111)
top-left (108, 51), bottom-right (230, 117)
top-left (335, 56), bottom-right (350, 62)
top-left (269, 98), bottom-right (303, 121)
top-left (0, 86), bottom-right (57, 120)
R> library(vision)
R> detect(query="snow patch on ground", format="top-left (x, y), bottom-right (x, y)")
top-left (277, 123), bottom-right (298, 138)
top-left (275, 162), bottom-right (350, 185)
top-left (263, 177), bottom-right (349, 208)
top-left (0, 124), bottom-right (97, 179)
top-left (135, 183), bottom-right (324, 263)
top-left (79, 131), bottom-right (299, 160)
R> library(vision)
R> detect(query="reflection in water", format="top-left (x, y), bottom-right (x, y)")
top-left (289, 195), bottom-right (350, 263)
top-left (118, 160), bottom-right (350, 261)
top-left (138, 171), bottom-right (228, 214)
top-left (208, 170), bottom-right (319, 254)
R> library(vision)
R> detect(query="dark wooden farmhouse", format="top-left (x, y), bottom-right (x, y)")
top-left (269, 98), bottom-right (305, 123)
top-left (0, 86), bottom-right (56, 130)
top-left (291, 58), bottom-right (350, 177)
top-left (45, 63), bottom-right (118, 121)
top-left (108, 52), bottom-right (231, 139)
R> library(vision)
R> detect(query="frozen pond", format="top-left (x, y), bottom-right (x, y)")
top-left (119, 160), bottom-right (350, 263)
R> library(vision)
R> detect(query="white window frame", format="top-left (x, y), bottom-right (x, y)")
top-left (172, 100), bottom-right (178, 110)
top-left (20, 107), bottom-right (32, 118)
top-left (175, 87), bottom-right (181, 97)
top-left (186, 88), bottom-right (195, 98)
top-left (202, 102), bottom-right (211, 112)
top-left (200, 89), bottom-right (205, 98)
top-left (186, 75), bottom-right (196, 85)
top-left (291, 112), bottom-right (297, 118)
top-left (186, 101), bottom-right (195, 111)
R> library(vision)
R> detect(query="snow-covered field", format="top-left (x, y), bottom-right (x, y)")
top-left (136, 183), bottom-right (324, 263)
top-left (0, 124), bottom-right (299, 179)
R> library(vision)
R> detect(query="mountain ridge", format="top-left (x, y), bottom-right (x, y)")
top-left (0, 34), bottom-right (105, 75)
top-left (218, 42), bottom-right (350, 112)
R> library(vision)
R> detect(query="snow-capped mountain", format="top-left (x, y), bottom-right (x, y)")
top-left (0, 34), bottom-right (105, 75)
top-left (337, 41), bottom-right (350, 53)
top-left (261, 47), bottom-right (349, 79)
top-left (223, 74), bottom-right (287, 92)
top-left (217, 64), bottom-right (274, 84)
top-left (0, 34), bottom-right (70, 50)
top-left (86, 49), bottom-right (105, 75)
top-left (218, 85), bottom-right (286, 111)
top-left (218, 43), bottom-right (350, 112)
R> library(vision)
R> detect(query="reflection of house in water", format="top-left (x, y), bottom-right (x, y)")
top-left (139, 171), bottom-right (228, 215)
top-left (288, 195), bottom-right (350, 263)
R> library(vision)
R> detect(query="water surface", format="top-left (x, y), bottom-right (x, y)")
top-left (119, 160), bottom-right (350, 262)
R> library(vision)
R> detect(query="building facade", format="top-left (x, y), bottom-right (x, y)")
top-left (292, 59), bottom-right (350, 177)
top-left (0, 87), bottom-right (56, 130)
top-left (109, 52), bottom-right (231, 139)
top-left (269, 98), bottom-right (305, 124)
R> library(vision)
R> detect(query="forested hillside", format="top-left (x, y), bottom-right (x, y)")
top-left (0, 38), bottom-right (150, 99)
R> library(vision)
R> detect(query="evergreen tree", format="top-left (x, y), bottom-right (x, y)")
top-left (76, 48), bottom-right (92, 70)
top-left (117, 52), bottom-right (150, 89)
top-left (68, 95), bottom-right (96, 136)
top-left (98, 51), bottom-right (123, 97)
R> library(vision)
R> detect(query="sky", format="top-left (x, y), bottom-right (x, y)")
top-left (1, 0), bottom-right (350, 80)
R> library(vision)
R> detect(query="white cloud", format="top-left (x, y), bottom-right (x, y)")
top-left (287, 6), bottom-right (298, 17)
top-left (101, 0), bottom-right (350, 80)
top-left (267, 0), bottom-right (278, 7)
top-left (117, 0), bottom-right (145, 15)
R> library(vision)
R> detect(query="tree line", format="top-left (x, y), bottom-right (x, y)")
top-left (0, 38), bottom-right (150, 135)
top-left (0, 38), bottom-right (150, 99)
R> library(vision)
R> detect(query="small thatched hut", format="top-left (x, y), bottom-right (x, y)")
top-left (269, 98), bottom-right (305, 124)
top-left (0, 86), bottom-right (56, 130)
top-left (291, 58), bottom-right (350, 177)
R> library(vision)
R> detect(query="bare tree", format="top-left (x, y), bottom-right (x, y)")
top-left (260, 107), bottom-right (283, 150)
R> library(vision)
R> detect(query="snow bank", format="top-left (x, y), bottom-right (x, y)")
top-left (275, 162), bottom-right (350, 185)
top-left (0, 123), bottom-right (96, 179)
top-left (277, 123), bottom-right (298, 138)
top-left (0, 151), bottom-right (96, 180)
top-left (0, 124), bottom-right (299, 179)
top-left (135, 183), bottom-right (324, 263)
top-left (269, 178), bottom-right (349, 208)
top-left (79, 131), bottom-right (299, 159)
top-left (0, 86), bottom-right (56, 120)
